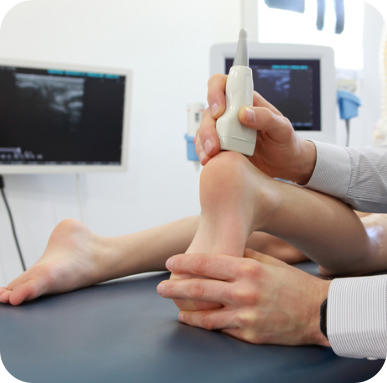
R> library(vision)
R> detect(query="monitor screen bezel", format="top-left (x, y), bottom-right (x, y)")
top-left (0, 58), bottom-right (132, 174)
top-left (210, 43), bottom-right (336, 144)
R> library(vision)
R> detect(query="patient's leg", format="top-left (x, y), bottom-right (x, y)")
top-left (0, 209), bottom-right (304, 306)
top-left (186, 151), bottom-right (276, 257)
top-left (320, 212), bottom-right (387, 276)
top-left (176, 152), bottom-right (386, 288)
top-left (0, 216), bottom-right (200, 306)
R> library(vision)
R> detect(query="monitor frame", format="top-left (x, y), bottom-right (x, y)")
top-left (210, 43), bottom-right (336, 144)
top-left (0, 57), bottom-right (132, 174)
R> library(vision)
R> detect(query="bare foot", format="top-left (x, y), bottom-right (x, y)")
top-left (172, 151), bottom-right (279, 310)
top-left (188, 151), bottom-right (277, 256)
top-left (0, 219), bottom-right (108, 306)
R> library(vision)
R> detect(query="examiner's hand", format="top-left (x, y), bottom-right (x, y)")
top-left (196, 74), bottom-right (317, 184)
top-left (157, 249), bottom-right (331, 347)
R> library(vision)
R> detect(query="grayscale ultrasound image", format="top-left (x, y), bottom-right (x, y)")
top-left (15, 73), bottom-right (85, 128)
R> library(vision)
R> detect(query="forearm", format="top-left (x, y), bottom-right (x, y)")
top-left (306, 141), bottom-right (387, 212)
top-left (98, 216), bottom-right (200, 281)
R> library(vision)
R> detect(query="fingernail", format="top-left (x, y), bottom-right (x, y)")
top-left (203, 139), bottom-right (214, 155)
top-left (244, 107), bottom-right (256, 123)
top-left (157, 282), bottom-right (166, 293)
top-left (198, 151), bottom-right (206, 163)
top-left (196, 137), bottom-right (208, 163)
top-left (178, 312), bottom-right (185, 321)
top-left (166, 257), bottom-right (174, 269)
top-left (211, 103), bottom-right (219, 117)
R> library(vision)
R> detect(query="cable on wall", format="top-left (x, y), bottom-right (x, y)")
top-left (0, 175), bottom-right (26, 271)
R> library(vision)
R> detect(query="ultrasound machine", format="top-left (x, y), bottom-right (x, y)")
top-left (210, 43), bottom-right (337, 144)
top-left (0, 59), bottom-right (131, 174)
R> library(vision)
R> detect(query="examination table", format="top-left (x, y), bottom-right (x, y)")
top-left (0, 263), bottom-right (384, 383)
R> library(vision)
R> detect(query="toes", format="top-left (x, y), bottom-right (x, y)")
top-left (0, 269), bottom-right (38, 305)
top-left (9, 279), bottom-right (46, 306)
top-left (9, 282), bottom-right (34, 306)
top-left (0, 289), bottom-right (11, 304)
top-left (7, 263), bottom-right (54, 305)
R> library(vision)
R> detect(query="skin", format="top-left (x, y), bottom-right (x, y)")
top-left (159, 250), bottom-right (330, 347)
top-left (1, 74), bottom-right (387, 350)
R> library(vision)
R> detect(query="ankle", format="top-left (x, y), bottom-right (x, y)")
top-left (91, 234), bottom-right (124, 281)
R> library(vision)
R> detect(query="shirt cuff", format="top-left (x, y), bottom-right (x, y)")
top-left (327, 275), bottom-right (387, 359)
top-left (305, 141), bottom-right (351, 200)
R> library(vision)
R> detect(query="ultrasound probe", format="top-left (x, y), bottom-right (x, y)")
top-left (216, 29), bottom-right (256, 156)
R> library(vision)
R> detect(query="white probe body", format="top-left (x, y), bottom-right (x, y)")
top-left (216, 29), bottom-right (256, 156)
top-left (216, 66), bottom-right (255, 155)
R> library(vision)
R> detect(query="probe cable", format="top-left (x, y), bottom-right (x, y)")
top-left (0, 175), bottom-right (27, 271)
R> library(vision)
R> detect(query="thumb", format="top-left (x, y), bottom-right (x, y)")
top-left (238, 106), bottom-right (294, 144)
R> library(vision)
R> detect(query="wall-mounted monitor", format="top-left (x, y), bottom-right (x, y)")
top-left (0, 59), bottom-right (132, 174)
top-left (210, 43), bottom-right (336, 144)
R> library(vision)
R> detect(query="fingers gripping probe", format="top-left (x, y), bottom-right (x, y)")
top-left (216, 29), bottom-right (256, 156)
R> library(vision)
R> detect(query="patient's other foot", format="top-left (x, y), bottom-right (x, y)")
top-left (172, 151), bottom-right (279, 310)
top-left (0, 219), bottom-right (107, 306)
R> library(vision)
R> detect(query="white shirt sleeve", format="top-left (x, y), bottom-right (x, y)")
top-left (303, 141), bottom-right (387, 358)
top-left (306, 141), bottom-right (387, 212)
top-left (327, 275), bottom-right (387, 359)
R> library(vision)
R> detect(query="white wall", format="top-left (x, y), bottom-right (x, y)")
top-left (358, 3), bottom-right (385, 146)
top-left (0, 0), bottom-right (241, 284)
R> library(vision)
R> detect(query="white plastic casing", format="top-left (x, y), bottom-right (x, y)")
top-left (216, 65), bottom-right (256, 156)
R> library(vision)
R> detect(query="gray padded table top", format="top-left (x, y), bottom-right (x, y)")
top-left (0, 263), bottom-right (384, 383)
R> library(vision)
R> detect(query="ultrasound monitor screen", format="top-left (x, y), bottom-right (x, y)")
top-left (0, 65), bottom-right (126, 165)
top-left (225, 59), bottom-right (321, 131)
